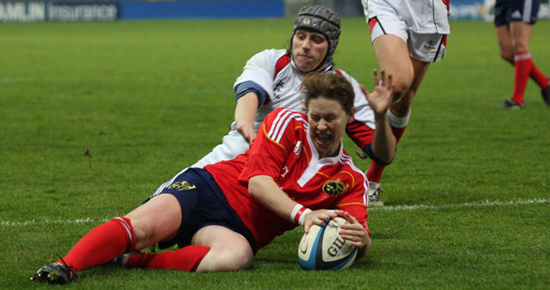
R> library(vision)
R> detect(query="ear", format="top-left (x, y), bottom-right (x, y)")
top-left (347, 107), bottom-right (356, 124)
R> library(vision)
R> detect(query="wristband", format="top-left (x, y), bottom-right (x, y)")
top-left (291, 204), bottom-right (312, 226)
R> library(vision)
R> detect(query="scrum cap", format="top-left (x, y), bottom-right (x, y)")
top-left (292, 5), bottom-right (341, 63)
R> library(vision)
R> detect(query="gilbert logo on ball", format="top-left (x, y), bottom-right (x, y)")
top-left (298, 217), bottom-right (358, 270)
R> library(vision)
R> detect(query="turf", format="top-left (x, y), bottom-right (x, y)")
top-left (1, 18), bottom-right (549, 289)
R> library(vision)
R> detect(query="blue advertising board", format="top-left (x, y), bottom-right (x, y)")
top-left (0, 0), bottom-right (283, 22)
top-left (120, 0), bottom-right (284, 19)
top-left (0, 1), bottom-right (119, 22)
top-left (1, 0), bottom-right (547, 22)
top-left (450, 0), bottom-right (486, 20)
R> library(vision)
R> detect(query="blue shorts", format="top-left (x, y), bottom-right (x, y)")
top-left (494, 0), bottom-right (540, 27)
top-left (154, 168), bottom-right (256, 252)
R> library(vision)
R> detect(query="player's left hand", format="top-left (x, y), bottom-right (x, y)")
top-left (236, 123), bottom-right (257, 143)
top-left (339, 212), bottom-right (370, 248)
top-left (363, 69), bottom-right (394, 117)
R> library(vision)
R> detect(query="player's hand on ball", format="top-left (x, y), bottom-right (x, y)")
top-left (298, 216), bottom-right (359, 270)
top-left (339, 212), bottom-right (370, 248)
top-left (303, 209), bottom-right (343, 234)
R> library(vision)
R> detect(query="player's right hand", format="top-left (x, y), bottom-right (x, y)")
top-left (303, 209), bottom-right (343, 234)
top-left (236, 124), bottom-right (257, 143)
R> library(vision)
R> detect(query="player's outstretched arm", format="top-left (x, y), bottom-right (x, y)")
top-left (363, 69), bottom-right (396, 164)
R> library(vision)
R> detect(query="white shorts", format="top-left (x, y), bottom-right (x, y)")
top-left (362, 0), bottom-right (449, 63)
top-left (368, 14), bottom-right (447, 63)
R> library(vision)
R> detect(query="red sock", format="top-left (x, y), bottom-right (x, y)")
top-left (57, 217), bottom-right (136, 273)
top-left (126, 245), bottom-right (210, 272)
top-left (366, 160), bottom-right (384, 183)
top-left (366, 125), bottom-right (407, 183)
top-left (530, 64), bottom-right (549, 89)
top-left (512, 52), bottom-right (533, 104)
top-left (506, 56), bottom-right (549, 89)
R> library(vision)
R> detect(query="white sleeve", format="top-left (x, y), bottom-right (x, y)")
top-left (233, 49), bottom-right (287, 100)
top-left (340, 70), bottom-right (376, 130)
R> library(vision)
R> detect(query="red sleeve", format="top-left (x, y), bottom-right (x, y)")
top-left (346, 119), bottom-right (375, 150)
top-left (238, 108), bottom-right (306, 184)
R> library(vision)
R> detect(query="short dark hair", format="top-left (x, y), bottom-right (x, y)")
top-left (302, 73), bottom-right (354, 115)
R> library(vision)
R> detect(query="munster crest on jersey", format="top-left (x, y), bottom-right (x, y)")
top-left (322, 179), bottom-right (349, 196)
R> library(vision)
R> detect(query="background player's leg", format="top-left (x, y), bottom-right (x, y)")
top-left (508, 21), bottom-right (534, 106)
top-left (496, 25), bottom-right (514, 64)
top-left (367, 37), bottom-right (430, 205)
top-left (497, 23), bottom-right (548, 104)
top-left (372, 34), bottom-right (414, 104)
top-left (366, 35), bottom-right (413, 205)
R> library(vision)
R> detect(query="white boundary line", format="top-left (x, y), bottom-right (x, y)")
top-left (2, 198), bottom-right (549, 227)
top-left (1, 217), bottom-right (109, 227)
top-left (370, 198), bottom-right (550, 212)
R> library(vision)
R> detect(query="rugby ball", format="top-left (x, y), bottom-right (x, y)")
top-left (298, 217), bottom-right (358, 270)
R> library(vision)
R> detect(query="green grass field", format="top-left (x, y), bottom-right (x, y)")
top-left (1, 18), bottom-right (549, 289)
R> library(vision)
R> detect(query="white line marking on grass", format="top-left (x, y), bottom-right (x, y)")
top-left (0, 77), bottom-right (31, 83)
top-left (370, 198), bottom-right (550, 211)
top-left (0, 77), bottom-right (66, 84)
top-left (1, 217), bottom-right (109, 227)
top-left (2, 199), bottom-right (549, 227)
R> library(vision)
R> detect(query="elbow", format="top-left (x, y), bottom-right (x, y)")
top-left (364, 144), bottom-right (394, 166)
top-left (379, 149), bottom-right (395, 165)
top-left (248, 176), bottom-right (266, 199)
top-left (372, 144), bottom-right (395, 165)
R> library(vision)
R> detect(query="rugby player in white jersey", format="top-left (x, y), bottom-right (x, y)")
top-left (152, 5), bottom-right (397, 203)
top-left (360, 0), bottom-right (451, 205)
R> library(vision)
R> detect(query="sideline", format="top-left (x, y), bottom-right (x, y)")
top-left (2, 198), bottom-right (549, 227)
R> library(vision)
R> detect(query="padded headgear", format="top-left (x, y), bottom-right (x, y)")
top-left (292, 5), bottom-right (341, 66)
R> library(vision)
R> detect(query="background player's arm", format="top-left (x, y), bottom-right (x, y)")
top-left (234, 92), bottom-right (259, 143)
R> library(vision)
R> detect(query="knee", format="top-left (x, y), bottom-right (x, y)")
top-left (500, 51), bottom-right (514, 64)
top-left (131, 222), bottom-right (155, 249)
top-left (498, 45), bottom-right (514, 64)
top-left (127, 217), bottom-right (167, 250)
top-left (391, 91), bottom-right (414, 117)
top-left (391, 75), bottom-right (414, 104)
top-left (198, 247), bottom-right (253, 272)
top-left (215, 248), bottom-right (253, 271)
top-left (511, 39), bottom-right (529, 55)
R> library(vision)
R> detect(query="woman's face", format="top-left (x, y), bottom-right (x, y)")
top-left (307, 97), bottom-right (352, 159)
top-left (291, 30), bottom-right (329, 73)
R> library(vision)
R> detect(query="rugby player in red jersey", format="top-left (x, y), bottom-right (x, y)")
top-left (32, 71), bottom-right (394, 284)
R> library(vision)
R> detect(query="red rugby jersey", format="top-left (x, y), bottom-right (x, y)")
top-left (205, 108), bottom-right (369, 251)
